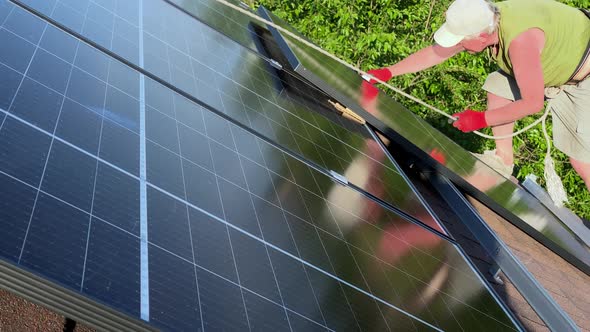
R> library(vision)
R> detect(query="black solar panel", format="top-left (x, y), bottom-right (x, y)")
top-left (0, 0), bottom-right (521, 330)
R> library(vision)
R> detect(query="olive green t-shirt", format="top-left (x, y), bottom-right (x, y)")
top-left (495, 0), bottom-right (590, 87)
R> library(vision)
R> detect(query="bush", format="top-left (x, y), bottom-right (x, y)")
top-left (251, 0), bottom-right (590, 218)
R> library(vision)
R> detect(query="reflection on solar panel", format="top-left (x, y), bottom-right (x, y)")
top-left (256, 6), bottom-right (590, 276)
top-left (166, 0), bottom-right (265, 52)
top-left (0, 0), bottom-right (520, 330)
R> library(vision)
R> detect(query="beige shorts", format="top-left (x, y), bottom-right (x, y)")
top-left (483, 71), bottom-right (590, 162)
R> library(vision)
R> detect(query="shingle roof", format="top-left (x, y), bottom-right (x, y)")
top-left (408, 170), bottom-right (590, 331)
top-left (468, 197), bottom-right (590, 332)
top-left (0, 288), bottom-right (95, 332)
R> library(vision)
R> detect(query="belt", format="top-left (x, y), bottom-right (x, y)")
top-left (568, 50), bottom-right (590, 84)
top-left (567, 9), bottom-right (590, 85)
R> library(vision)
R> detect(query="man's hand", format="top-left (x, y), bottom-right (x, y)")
top-left (452, 109), bottom-right (488, 133)
top-left (366, 68), bottom-right (393, 84)
top-left (361, 68), bottom-right (393, 100)
top-left (362, 81), bottom-right (379, 100)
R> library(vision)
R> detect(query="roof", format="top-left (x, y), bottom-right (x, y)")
top-left (406, 166), bottom-right (590, 331)
top-left (469, 197), bottom-right (590, 332)
top-left (0, 289), bottom-right (94, 332)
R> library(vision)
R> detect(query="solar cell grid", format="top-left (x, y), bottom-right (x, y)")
top-left (17, 0), bottom-right (140, 63)
top-left (0, 116), bottom-right (352, 330)
top-left (0, 0), bottom-right (519, 330)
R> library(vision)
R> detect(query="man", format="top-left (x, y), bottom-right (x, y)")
top-left (366, 0), bottom-right (590, 189)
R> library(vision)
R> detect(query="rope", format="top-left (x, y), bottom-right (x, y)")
top-left (542, 107), bottom-right (568, 206)
top-left (212, 0), bottom-right (553, 141)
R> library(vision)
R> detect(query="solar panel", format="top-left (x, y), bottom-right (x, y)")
top-left (0, 0), bottom-right (521, 330)
top-left (256, 5), bottom-right (590, 276)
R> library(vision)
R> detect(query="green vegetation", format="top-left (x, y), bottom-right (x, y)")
top-left (250, 0), bottom-right (590, 218)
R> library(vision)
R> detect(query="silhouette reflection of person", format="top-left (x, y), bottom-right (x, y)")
top-left (357, 81), bottom-right (442, 266)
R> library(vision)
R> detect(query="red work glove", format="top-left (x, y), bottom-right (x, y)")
top-left (452, 109), bottom-right (488, 133)
top-left (362, 81), bottom-right (379, 100)
top-left (366, 68), bottom-right (393, 84)
top-left (361, 68), bottom-right (393, 100)
top-left (429, 148), bottom-right (446, 165)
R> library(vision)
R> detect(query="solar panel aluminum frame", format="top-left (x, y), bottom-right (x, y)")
top-left (256, 5), bottom-right (590, 277)
top-left (0, 259), bottom-right (156, 332)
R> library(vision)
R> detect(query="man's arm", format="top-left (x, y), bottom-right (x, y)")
top-left (363, 43), bottom-right (462, 100)
top-left (385, 44), bottom-right (464, 76)
top-left (484, 29), bottom-right (546, 126)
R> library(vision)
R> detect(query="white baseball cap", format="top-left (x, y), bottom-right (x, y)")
top-left (434, 0), bottom-right (495, 47)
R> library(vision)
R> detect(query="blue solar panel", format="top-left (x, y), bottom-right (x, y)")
top-left (0, 0), bottom-right (520, 330)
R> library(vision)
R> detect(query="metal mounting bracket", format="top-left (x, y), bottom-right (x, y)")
top-left (329, 170), bottom-right (348, 185)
